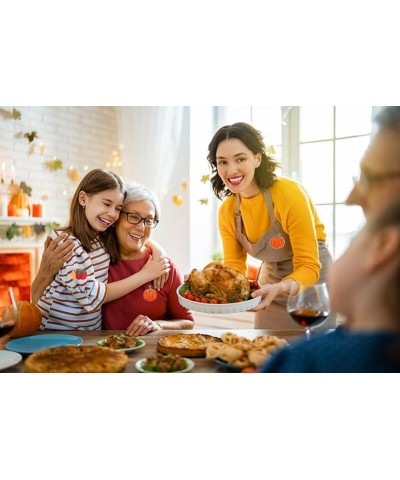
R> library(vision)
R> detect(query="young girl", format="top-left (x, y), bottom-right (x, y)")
top-left (260, 198), bottom-right (400, 372)
top-left (37, 169), bottom-right (169, 330)
top-left (207, 122), bottom-right (335, 331)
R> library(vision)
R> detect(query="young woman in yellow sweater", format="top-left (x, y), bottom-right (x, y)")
top-left (207, 122), bottom-right (336, 330)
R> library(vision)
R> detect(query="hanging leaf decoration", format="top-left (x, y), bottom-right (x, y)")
top-left (45, 158), bottom-right (63, 172)
top-left (24, 131), bottom-right (38, 143)
top-left (68, 166), bottom-right (79, 181)
top-left (5, 223), bottom-right (20, 240)
top-left (199, 198), bottom-right (208, 205)
top-left (0, 108), bottom-right (22, 120)
top-left (181, 181), bottom-right (188, 191)
top-left (11, 108), bottom-right (22, 120)
top-left (200, 174), bottom-right (210, 183)
top-left (266, 145), bottom-right (276, 156)
top-left (33, 224), bottom-right (46, 235)
top-left (19, 181), bottom-right (32, 197)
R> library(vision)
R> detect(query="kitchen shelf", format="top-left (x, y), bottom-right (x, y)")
top-left (0, 216), bottom-right (58, 225)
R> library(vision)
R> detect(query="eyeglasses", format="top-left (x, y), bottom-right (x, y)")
top-left (353, 170), bottom-right (400, 191)
top-left (120, 211), bottom-right (159, 228)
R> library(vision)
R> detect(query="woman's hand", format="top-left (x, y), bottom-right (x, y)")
top-left (147, 241), bottom-right (170, 289)
top-left (153, 270), bottom-right (169, 291)
top-left (125, 315), bottom-right (161, 336)
top-left (250, 280), bottom-right (297, 311)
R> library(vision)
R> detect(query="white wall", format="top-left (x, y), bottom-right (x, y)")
top-left (0, 106), bottom-right (119, 225)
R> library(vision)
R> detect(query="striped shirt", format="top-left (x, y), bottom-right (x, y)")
top-left (38, 231), bottom-right (109, 330)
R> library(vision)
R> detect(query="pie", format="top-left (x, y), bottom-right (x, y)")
top-left (157, 333), bottom-right (221, 357)
top-left (25, 345), bottom-right (128, 373)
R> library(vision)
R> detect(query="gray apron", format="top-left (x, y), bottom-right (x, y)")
top-left (235, 191), bottom-right (336, 331)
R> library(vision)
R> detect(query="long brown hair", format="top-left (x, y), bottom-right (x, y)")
top-left (60, 168), bottom-right (126, 251)
top-left (207, 122), bottom-right (281, 200)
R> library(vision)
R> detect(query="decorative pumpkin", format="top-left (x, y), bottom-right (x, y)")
top-left (2, 301), bottom-right (42, 338)
top-left (8, 189), bottom-right (31, 216)
top-left (269, 235), bottom-right (286, 249)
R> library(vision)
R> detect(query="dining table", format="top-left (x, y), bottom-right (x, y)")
top-left (0, 328), bottom-right (304, 373)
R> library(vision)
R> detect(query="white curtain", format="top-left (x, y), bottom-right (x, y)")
top-left (117, 106), bottom-right (191, 272)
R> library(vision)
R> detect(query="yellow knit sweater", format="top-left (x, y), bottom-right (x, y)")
top-left (218, 177), bottom-right (327, 285)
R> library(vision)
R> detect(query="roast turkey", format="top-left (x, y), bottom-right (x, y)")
top-left (187, 262), bottom-right (250, 302)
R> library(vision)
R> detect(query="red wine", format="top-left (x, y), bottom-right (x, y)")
top-left (0, 322), bottom-right (15, 337)
top-left (288, 308), bottom-right (329, 328)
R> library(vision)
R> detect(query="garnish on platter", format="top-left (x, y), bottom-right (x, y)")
top-left (136, 353), bottom-right (194, 373)
top-left (177, 262), bottom-right (261, 313)
top-left (205, 332), bottom-right (289, 370)
top-left (96, 333), bottom-right (145, 352)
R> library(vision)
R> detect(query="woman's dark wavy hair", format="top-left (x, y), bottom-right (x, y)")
top-left (207, 122), bottom-right (281, 200)
top-left (60, 168), bottom-right (126, 252)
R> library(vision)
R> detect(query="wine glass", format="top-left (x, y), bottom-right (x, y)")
top-left (287, 282), bottom-right (330, 340)
top-left (0, 286), bottom-right (18, 337)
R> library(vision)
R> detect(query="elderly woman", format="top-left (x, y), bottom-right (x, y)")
top-left (102, 182), bottom-right (194, 335)
top-left (32, 182), bottom-right (194, 335)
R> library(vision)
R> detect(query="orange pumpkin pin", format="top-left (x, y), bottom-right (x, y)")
top-left (143, 285), bottom-right (157, 302)
top-left (269, 235), bottom-right (285, 249)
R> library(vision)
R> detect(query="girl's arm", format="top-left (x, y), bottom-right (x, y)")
top-left (146, 238), bottom-right (169, 290)
top-left (104, 254), bottom-right (170, 303)
top-left (31, 234), bottom-right (74, 304)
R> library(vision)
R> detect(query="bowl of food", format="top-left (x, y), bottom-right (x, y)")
top-left (177, 262), bottom-right (261, 314)
top-left (135, 353), bottom-right (194, 373)
top-left (96, 333), bottom-right (145, 352)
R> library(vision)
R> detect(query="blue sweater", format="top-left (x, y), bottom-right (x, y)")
top-left (260, 327), bottom-right (400, 373)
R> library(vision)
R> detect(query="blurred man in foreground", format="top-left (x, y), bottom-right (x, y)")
top-left (346, 106), bottom-right (400, 215)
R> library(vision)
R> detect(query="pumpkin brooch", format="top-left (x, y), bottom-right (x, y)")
top-left (269, 234), bottom-right (285, 249)
top-left (143, 285), bottom-right (157, 302)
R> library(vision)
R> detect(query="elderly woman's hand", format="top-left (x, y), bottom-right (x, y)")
top-left (125, 315), bottom-right (161, 336)
top-left (41, 234), bottom-right (74, 275)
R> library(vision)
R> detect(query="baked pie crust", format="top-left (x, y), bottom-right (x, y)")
top-left (157, 333), bottom-right (221, 357)
top-left (25, 345), bottom-right (128, 373)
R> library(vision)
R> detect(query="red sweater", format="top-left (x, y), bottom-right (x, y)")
top-left (102, 249), bottom-right (194, 330)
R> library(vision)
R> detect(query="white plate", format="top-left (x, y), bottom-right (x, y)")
top-left (135, 357), bottom-right (194, 373)
top-left (96, 336), bottom-right (145, 353)
top-left (0, 350), bottom-right (23, 371)
top-left (176, 285), bottom-right (262, 314)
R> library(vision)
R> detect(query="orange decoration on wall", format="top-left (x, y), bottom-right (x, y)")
top-left (172, 195), bottom-right (183, 206)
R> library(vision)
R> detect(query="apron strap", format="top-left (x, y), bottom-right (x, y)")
top-left (264, 190), bottom-right (278, 224)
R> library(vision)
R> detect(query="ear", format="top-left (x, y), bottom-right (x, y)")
top-left (255, 153), bottom-right (262, 167)
top-left (364, 227), bottom-right (400, 273)
top-left (78, 191), bottom-right (87, 207)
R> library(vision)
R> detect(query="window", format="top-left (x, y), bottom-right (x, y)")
top-left (208, 106), bottom-right (372, 261)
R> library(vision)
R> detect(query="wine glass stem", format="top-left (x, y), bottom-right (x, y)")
top-left (305, 328), bottom-right (311, 341)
